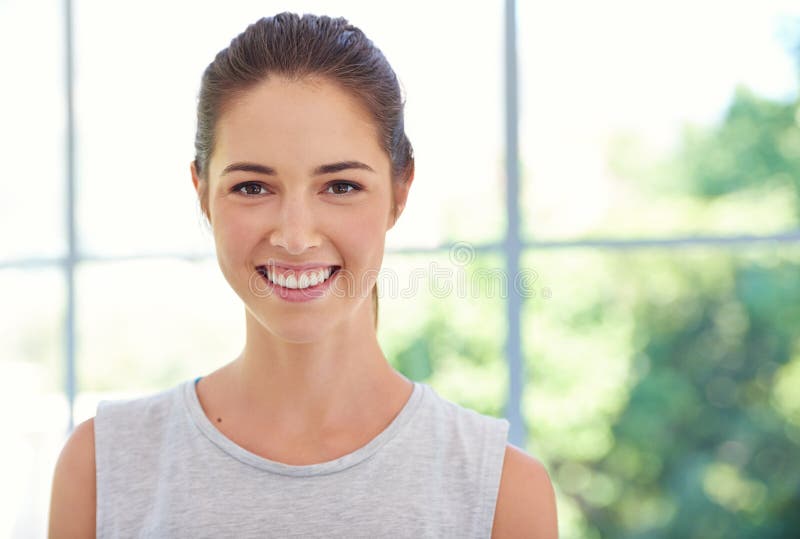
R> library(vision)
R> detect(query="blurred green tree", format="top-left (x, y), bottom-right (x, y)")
top-left (677, 86), bottom-right (800, 210)
top-left (573, 31), bottom-right (800, 539)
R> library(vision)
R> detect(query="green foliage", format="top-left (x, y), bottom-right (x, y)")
top-left (676, 86), bottom-right (800, 213)
top-left (521, 26), bottom-right (800, 535)
top-left (534, 33), bottom-right (800, 538)
top-left (599, 256), bottom-right (799, 537)
top-left (525, 247), bottom-right (800, 538)
top-left (383, 254), bottom-right (508, 418)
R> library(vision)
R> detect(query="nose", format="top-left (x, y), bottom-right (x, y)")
top-left (269, 194), bottom-right (320, 255)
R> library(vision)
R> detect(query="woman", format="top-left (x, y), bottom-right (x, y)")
top-left (49, 12), bottom-right (557, 538)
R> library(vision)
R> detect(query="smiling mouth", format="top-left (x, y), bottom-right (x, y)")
top-left (255, 265), bottom-right (341, 290)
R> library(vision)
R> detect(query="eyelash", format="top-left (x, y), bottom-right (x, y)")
top-left (232, 181), bottom-right (363, 197)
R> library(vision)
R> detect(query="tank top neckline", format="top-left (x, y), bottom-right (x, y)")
top-left (182, 376), bottom-right (425, 477)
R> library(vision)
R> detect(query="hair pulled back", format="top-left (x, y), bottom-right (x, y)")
top-left (194, 12), bottom-right (414, 187)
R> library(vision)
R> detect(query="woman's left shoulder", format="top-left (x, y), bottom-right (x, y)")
top-left (491, 443), bottom-right (559, 538)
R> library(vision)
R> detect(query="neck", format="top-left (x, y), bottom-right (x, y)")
top-left (225, 298), bottom-right (409, 436)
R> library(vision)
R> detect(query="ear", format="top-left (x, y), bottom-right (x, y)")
top-left (190, 160), bottom-right (211, 225)
top-left (387, 168), bottom-right (415, 231)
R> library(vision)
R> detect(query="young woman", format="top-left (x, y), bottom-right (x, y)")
top-left (49, 12), bottom-right (557, 538)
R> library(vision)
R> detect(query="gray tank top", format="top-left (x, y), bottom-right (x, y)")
top-left (94, 377), bottom-right (510, 538)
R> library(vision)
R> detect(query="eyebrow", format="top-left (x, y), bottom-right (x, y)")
top-left (220, 160), bottom-right (376, 177)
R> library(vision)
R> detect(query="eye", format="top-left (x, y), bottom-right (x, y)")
top-left (232, 182), bottom-right (268, 197)
top-left (325, 182), bottom-right (362, 195)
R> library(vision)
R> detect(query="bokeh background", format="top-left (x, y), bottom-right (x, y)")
top-left (2, 0), bottom-right (800, 537)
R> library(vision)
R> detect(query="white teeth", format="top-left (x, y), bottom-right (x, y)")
top-left (264, 267), bottom-right (334, 290)
top-left (285, 274), bottom-right (298, 288)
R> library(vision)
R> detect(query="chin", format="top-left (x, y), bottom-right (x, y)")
top-left (255, 310), bottom-right (339, 344)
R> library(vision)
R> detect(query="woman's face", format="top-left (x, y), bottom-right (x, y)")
top-left (192, 76), bottom-right (409, 343)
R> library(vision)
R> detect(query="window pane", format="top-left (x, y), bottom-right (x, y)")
top-left (519, 2), bottom-right (800, 240)
top-left (379, 251), bottom-right (508, 415)
top-left (0, 268), bottom-right (65, 537)
top-left (76, 0), bottom-right (504, 257)
top-left (76, 259), bottom-right (243, 396)
top-left (522, 246), bottom-right (800, 537)
top-left (0, 0), bottom-right (65, 261)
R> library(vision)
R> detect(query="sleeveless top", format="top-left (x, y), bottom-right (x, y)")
top-left (94, 377), bottom-right (510, 538)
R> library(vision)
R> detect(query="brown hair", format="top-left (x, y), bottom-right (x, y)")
top-left (193, 12), bottom-right (414, 329)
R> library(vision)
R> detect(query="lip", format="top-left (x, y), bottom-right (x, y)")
top-left (255, 266), bottom-right (341, 303)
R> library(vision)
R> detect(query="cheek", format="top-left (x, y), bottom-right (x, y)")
top-left (212, 207), bottom-right (261, 262)
top-left (211, 213), bottom-right (264, 300)
top-left (328, 207), bottom-right (387, 256)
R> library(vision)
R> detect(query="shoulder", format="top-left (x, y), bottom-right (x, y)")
top-left (94, 382), bottom-right (185, 436)
top-left (49, 417), bottom-right (97, 538)
top-left (99, 383), bottom-right (182, 415)
top-left (491, 443), bottom-right (558, 539)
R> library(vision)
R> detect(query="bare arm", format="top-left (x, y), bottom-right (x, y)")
top-left (492, 443), bottom-right (559, 538)
top-left (48, 417), bottom-right (97, 538)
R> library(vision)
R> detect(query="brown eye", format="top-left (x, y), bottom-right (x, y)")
top-left (326, 182), bottom-right (361, 195)
top-left (233, 182), bottom-right (267, 196)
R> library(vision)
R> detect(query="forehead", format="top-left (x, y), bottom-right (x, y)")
top-left (211, 76), bottom-right (389, 177)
